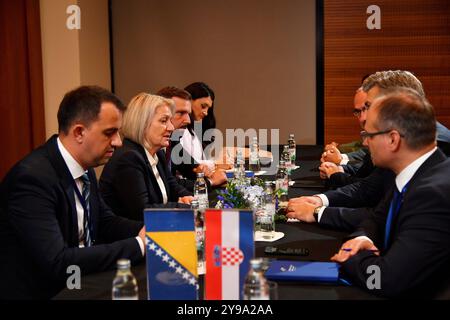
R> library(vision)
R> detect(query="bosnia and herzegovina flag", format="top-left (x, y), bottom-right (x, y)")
top-left (204, 209), bottom-right (254, 300)
top-left (144, 209), bottom-right (198, 300)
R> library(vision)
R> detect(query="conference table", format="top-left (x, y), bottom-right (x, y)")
top-left (54, 145), bottom-right (384, 300)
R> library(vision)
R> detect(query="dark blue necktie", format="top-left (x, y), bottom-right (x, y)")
top-left (80, 173), bottom-right (92, 247)
top-left (384, 183), bottom-right (409, 249)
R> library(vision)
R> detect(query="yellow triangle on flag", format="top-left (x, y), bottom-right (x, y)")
top-left (147, 231), bottom-right (198, 276)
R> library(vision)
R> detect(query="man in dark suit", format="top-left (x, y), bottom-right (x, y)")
top-left (331, 88), bottom-right (450, 298)
top-left (0, 86), bottom-right (145, 299)
top-left (287, 70), bottom-right (448, 231)
top-left (156, 86), bottom-right (227, 191)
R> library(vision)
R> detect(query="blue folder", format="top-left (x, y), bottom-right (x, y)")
top-left (264, 260), bottom-right (340, 283)
top-left (225, 170), bottom-right (255, 178)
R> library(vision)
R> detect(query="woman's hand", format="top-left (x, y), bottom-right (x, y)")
top-left (178, 196), bottom-right (194, 204)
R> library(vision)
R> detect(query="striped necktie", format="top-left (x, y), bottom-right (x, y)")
top-left (80, 173), bottom-right (92, 247)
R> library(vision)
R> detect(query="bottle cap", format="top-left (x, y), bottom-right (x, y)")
top-left (196, 172), bottom-right (205, 178)
top-left (249, 258), bottom-right (263, 269)
top-left (117, 259), bottom-right (131, 269)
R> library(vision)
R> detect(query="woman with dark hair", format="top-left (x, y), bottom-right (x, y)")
top-left (184, 82), bottom-right (216, 142)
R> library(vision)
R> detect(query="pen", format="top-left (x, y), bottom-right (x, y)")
top-left (340, 248), bottom-right (379, 252)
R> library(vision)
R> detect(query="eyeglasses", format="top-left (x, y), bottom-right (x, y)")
top-left (360, 129), bottom-right (405, 140)
top-left (352, 103), bottom-right (371, 117)
top-left (352, 108), bottom-right (364, 117)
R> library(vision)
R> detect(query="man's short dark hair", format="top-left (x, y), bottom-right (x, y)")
top-left (375, 87), bottom-right (436, 150)
top-left (57, 86), bottom-right (125, 134)
top-left (156, 86), bottom-right (192, 101)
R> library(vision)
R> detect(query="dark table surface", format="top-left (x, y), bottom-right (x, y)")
top-left (54, 145), bottom-right (382, 300)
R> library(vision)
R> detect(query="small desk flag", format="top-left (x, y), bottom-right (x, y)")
top-left (204, 209), bottom-right (254, 300)
top-left (144, 209), bottom-right (198, 300)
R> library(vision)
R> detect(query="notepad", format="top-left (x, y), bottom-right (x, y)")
top-left (264, 260), bottom-right (340, 283)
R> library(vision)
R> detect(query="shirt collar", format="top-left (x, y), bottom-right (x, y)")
top-left (144, 148), bottom-right (159, 167)
top-left (57, 137), bottom-right (86, 180)
top-left (395, 147), bottom-right (437, 191)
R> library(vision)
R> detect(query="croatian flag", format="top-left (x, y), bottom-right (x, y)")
top-left (144, 209), bottom-right (198, 300)
top-left (204, 209), bottom-right (254, 300)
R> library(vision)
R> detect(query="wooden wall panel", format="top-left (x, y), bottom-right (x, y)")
top-left (324, 0), bottom-right (450, 144)
top-left (0, 0), bottom-right (45, 180)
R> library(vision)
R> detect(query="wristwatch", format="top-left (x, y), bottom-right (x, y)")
top-left (313, 206), bottom-right (324, 222)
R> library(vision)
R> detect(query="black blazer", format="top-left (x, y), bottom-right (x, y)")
top-left (317, 169), bottom-right (395, 232)
top-left (343, 148), bottom-right (369, 174)
top-left (0, 136), bottom-right (143, 299)
top-left (327, 151), bottom-right (375, 189)
top-left (319, 207), bottom-right (375, 232)
top-left (341, 149), bottom-right (450, 298)
top-left (324, 168), bottom-right (395, 208)
top-left (99, 138), bottom-right (192, 221)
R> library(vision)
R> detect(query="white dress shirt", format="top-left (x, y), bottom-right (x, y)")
top-left (57, 138), bottom-right (145, 255)
top-left (180, 127), bottom-right (216, 171)
top-left (180, 126), bottom-right (205, 163)
top-left (144, 149), bottom-right (168, 204)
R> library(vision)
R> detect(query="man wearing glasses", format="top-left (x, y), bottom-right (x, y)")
top-left (287, 70), bottom-right (448, 232)
top-left (319, 87), bottom-right (374, 188)
top-left (330, 87), bottom-right (450, 298)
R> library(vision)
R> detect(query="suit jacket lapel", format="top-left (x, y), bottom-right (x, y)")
top-left (156, 150), bottom-right (172, 201)
top-left (86, 168), bottom-right (98, 244)
top-left (44, 135), bottom-right (79, 246)
top-left (125, 139), bottom-right (164, 203)
top-left (390, 148), bottom-right (446, 240)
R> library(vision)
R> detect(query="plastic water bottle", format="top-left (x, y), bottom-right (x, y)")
top-left (259, 182), bottom-right (276, 239)
top-left (282, 145), bottom-right (292, 172)
top-left (194, 172), bottom-right (209, 209)
top-left (243, 259), bottom-right (269, 300)
top-left (192, 200), bottom-right (205, 274)
top-left (249, 137), bottom-right (261, 172)
top-left (275, 160), bottom-right (289, 207)
top-left (234, 148), bottom-right (245, 181)
top-left (288, 133), bottom-right (296, 164)
top-left (112, 259), bottom-right (138, 300)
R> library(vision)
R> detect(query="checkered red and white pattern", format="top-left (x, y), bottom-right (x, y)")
top-left (221, 247), bottom-right (244, 266)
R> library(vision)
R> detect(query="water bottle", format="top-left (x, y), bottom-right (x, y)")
top-left (112, 259), bottom-right (138, 300)
top-left (192, 200), bottom-right (205, 274)
top-left (243, 259), bottom-right (269, 300)
top-left (260, 182), bottom-right (276, 239)
top-left (275, 160), bottom-right (289, 207)
top-left (249, 137), bottom-right (261, 172)
top-left (288, 133), bottom-right (296, 164)
top-left (282, 145), bottom-right (292, 173)
top-left (194, 172), bottom-right (209, 209)
top-left (234, 148), bottom-right (245, 181)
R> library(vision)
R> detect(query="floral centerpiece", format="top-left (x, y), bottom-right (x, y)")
top-left (215, 176), bottom-right (287, 222)
top-left (215, 177), bottom-right (265, 209)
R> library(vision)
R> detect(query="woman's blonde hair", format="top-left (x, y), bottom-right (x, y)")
top-left (121, 93), bottom-right (175, 149)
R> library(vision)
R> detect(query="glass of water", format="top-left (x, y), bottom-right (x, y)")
top-left (259, 209), bottom-right (275, 240)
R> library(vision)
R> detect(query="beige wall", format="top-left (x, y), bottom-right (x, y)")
top-left (111, 0), bottom-right (316, 145)
top-left (40, 0), bottom-right (111, 138)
